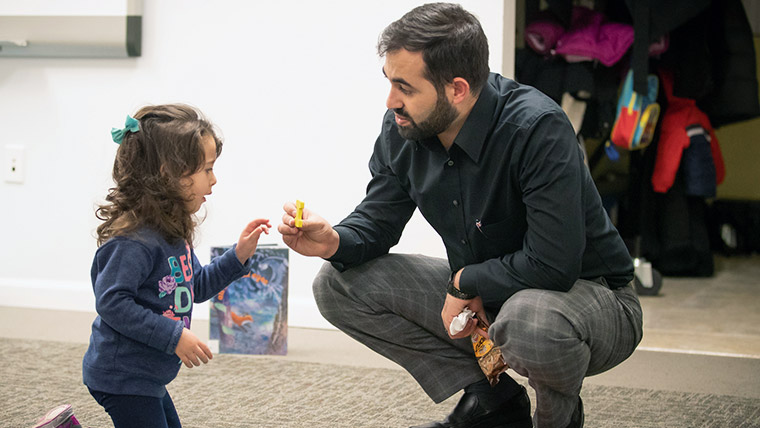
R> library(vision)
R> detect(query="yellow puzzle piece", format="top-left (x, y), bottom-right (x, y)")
top-left (295, 200), bottom-right (304, 228)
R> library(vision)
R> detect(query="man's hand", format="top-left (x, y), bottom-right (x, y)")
top-left (235, 219), bottom-right (272, 264)
top-left (441, 269), bottom-right (489, 340)
top-left (175, 328), bottom-right (213, 368)
top-left (278, 201), bottom-right (340, 259)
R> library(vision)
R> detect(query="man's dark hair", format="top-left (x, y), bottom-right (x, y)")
top-left (377, 2), bottom-right (490, 94)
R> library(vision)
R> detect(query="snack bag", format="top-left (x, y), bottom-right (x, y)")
top-left (450, 308), bottom-right (509, 386)
top-left (471, 317), bottom-right (509, 386)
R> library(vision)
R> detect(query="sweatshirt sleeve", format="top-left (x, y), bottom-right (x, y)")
top-left (191, 244), bottom-right (250, 303)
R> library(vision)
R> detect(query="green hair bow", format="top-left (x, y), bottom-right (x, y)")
top-left (111, 115), bottom-right (140, 144)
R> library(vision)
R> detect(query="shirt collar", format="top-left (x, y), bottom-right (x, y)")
top-left (451, 80), bottom-right (498, 163)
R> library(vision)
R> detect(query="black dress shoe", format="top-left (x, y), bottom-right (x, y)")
top-left (410, 385), bottom-right (532, 428)
top-left (565, 397), bottom-right (584, 428)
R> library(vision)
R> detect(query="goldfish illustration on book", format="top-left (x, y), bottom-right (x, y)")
top-left (230, 310), bottom-right (253, 329)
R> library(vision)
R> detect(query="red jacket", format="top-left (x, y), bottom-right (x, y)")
top-left (651, 70), bottom-right (725, 193)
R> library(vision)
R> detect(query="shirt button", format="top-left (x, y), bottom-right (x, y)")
top-left (447, 160), bottom-right (454, 166)
top-left (460, 239), bottom-right (467, 245)
top-left (453, 200), bottom-right (459, 206)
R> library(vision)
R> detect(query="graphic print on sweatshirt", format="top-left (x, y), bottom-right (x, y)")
top-left (160, 243), bottom-right (194, 329)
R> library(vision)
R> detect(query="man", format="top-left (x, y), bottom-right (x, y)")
top-left (278, 3), bottom-right (643, 427)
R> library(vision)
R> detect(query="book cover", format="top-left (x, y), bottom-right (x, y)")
top-left (209, 245), bottom-right (288, 355)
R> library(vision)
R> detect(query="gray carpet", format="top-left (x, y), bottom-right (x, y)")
top-left (3, 338), bottom-right (759, 428)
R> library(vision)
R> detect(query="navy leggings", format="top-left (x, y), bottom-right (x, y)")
top-left (88, 388), bottom-right (181, 428)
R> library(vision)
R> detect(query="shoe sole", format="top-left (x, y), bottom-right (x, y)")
top-left (31, 404), bottom-right (74, 428)
top-left (457, 414), bottom-right (533, 428)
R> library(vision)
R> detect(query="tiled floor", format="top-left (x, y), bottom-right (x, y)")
top-left (636, 254), bottom-right (760, 357)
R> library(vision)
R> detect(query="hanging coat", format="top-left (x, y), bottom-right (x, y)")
top-left (651, 69), bottom-right (725, 194)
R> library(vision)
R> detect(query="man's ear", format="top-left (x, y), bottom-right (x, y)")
top-left (451, 77), bottom-right (471, 104)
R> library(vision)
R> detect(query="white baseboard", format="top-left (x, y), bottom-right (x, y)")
top-left (0, 278), bottom-right (94, 312)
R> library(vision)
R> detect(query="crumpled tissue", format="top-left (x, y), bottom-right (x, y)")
top-left (449, 307), bottom-right (475, 336)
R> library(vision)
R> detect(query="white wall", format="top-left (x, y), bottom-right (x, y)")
top-left (0, 0), bottom-right (507, 329)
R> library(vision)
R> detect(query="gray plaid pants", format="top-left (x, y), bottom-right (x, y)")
top-left (313, 253), bottom-right (643, 428)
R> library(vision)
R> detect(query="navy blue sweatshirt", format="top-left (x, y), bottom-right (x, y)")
top-left (83, 227), bottom-right (250, 397)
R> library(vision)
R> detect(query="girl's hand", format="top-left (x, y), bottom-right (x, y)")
top-left (175, 328), bottom-right (213, 368)
top-left (235, 219), bottom-right (271, 264)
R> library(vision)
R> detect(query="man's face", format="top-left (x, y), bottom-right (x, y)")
top-left (383, 49), bottom-right (458, 140)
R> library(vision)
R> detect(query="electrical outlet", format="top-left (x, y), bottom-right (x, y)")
top-left (4, 145), bottom-right (25, 184)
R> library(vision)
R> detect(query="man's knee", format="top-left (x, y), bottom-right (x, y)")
top-left (490, 291), bottom-right (588, 379)
top-left (311, 262), bottom-right (344, 319)
top-left (490, 291), bottom-right (573, 344)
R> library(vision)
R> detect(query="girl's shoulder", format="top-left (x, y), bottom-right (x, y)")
top-left (97, 227), bottom-right (183, 259)
top-left (92, 227), bottom-right (189, 279)
top-left (100, 227), bottom-right (161, 246)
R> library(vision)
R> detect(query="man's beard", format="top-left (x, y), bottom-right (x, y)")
top-left (395, 92), bottom-right (458, 141)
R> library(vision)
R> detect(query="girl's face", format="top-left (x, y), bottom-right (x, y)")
top-left (181, 134), bottom-right (218, 213)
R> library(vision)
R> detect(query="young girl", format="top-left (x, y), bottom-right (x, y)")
top-left (82, 104), bottom-right (270, 428)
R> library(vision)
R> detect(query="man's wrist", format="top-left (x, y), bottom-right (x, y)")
top-left (447, 270), bottom-right (477, 300)
top-left (323, 228), bottom-right (341, 259)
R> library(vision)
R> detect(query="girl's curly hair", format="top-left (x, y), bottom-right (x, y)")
top-left (96, 104), bottom-right (222, 246)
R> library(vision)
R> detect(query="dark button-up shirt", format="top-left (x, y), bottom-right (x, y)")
top-left (329, 73), bottom-right (633, 307)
